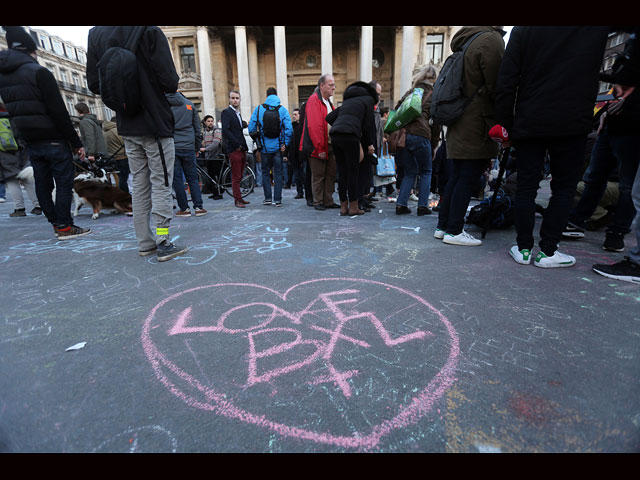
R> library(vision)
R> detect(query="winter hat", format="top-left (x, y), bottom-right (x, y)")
top-left (3, 26), bottom-right (37, 53)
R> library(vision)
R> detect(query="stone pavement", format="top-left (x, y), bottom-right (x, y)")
top-left (0, 180), bottom-right (638, 452)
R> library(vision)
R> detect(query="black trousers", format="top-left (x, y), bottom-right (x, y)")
top-left (514, 135), bottom-right (587, 255)
top-left (332, 133), bottom-right (361, 202)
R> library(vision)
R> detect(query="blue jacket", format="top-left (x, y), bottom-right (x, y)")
top-left (248, 95), bottom-right (293, 154)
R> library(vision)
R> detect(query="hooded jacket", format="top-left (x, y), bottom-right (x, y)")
top-left (494, 26), bottom-right (611, 140)
top-left (102, 120), bottom-right (127, 161)
top-left (0, 109), bottom-right (29, 182)
top-left (248, 94), bottom-right (293, 154)
top-left (86, 26), bottom-right (179, 139)
top-left (445, 26), bottom-right (505, 160)
top-left (165, 92), bottom-right (202, 152)
top-left (0, 49), bottom-right (82, 148)
top-left (326, 81), bottom-right (378, 153)
top-left (78, 113), bottom-right (107, 157)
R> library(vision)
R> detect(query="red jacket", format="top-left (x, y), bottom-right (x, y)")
top-left (300, 89), bottom-right (333, 158)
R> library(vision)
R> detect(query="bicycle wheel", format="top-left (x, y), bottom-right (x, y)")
top-left (221, 165), bottom-right (256, 198)
top-left (196, 166), bottom-right (214, 194)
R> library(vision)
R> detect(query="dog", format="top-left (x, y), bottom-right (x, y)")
top-left (72, 171), bottom-right (132, 219)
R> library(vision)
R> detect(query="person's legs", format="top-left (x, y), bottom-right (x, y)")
top-left (443, 159), bottom-right (487, 235)
top-left (323, 150), bottom-right (337, 207)
top-left (172, 151), bottom-right (189, 212)
top-left (333, 139), bottom-right (349, 203)
top-left (396, 145), bottom-right (416, 207)
top-left (181, 150), bottom-right (204, 209)
top-left (414, 137), bottom-right (433, 208)
top-left (115, 158), bottom-right (130, 193)
top-left (28, 147), bottom-right (56, 226)
top-left (271, 151), bottom-right (284, 204)
top-left (261, 152), bottom-right (274, 202)
top-left (5, 178), bottom-right (26, 211)
top-left (308, 155), bottom-right (326, 207)
top-left (229, 149), bottom-right (247, 202)
top-left (605, 133), bottom-right (640, 236)
top-left (125, 137), bottom-right (155, 251)
top-left (513, 140), bottom-right (546, 252)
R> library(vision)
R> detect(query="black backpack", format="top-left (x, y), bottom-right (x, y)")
top-left (260, 104), bottom-right (282, 138)
top-left (466, 189), bottom-right (515, 229)
top-left (96, 27), bottom-right (146, 116)
top-left (430, 31), bottom-right (488, 126)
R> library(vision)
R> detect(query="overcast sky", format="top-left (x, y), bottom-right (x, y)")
top-left (29, 26), bottom-right (514, 51)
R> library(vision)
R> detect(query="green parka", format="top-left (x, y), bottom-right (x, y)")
top-left (445, 26), bottom-right (505, 160)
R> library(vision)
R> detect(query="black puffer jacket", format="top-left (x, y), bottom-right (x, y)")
top-left (326, 81), bottom-right (378, 153)
top-left (0, 49), bottom-right (82, 147)
top-left (495, 26), bottom-right (611, 140)
top-left (86, 26), bottom-right (179, 138)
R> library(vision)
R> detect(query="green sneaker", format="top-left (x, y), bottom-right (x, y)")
top-left (509, 246), bottom-right (531, 265)
top-left (534, 250), bottom-right (576, 268)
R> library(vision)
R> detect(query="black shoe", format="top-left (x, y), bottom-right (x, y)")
top-left (10, 209), bottom-right (26, 217)
top-left (314, 204), bottom-right (326, 211)
top-left (603, 232), bottom-right (624, 252)
top-left (295, 193), bottom-right (304, 199)
top-left (325, 203), bottom-right (341, 209)
top-left (396, 205), bottom-right (411, 215)
top-left (157, 241), bottom-right (189, 262)
top-left (307, 200), bottom-right (314, 207)
top-left (30, 207), bottom-right (42, 215)
top-left (209, 193), bottom-right (224, 200)
top-left (592, 257), bottom-right (640, 284)
top-left (417, 206), bottom-right (432, 216)
top-left (562, 221), bottom-right (585, 238)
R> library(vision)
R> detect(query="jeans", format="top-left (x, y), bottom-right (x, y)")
top-left (630, 162), bottom-right (640, 265)
top-left (397, 134), bottom-right (432, 207)
top-left (172, 149), bottom-right (203, 210)
top-left (115, 158), bottom-right (130, 194)
top-left (437, 158), bottom-right (488, 235)
top-left (569, 130), bottom-right (640, 236)
top-left (514, 135), bottom-right (586, 255)
top-left (27, 141), bottom-right (76, 229)
top-left (261, 151), bottom-right (283, 202)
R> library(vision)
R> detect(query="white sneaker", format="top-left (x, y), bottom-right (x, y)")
top-left (409, 193), bottom-right (419, 202)
top-left (509, 245), bottom-right (532, 265)
top-left (533, 250), bottom-right (576, 268)
top-left (434, 228), bottom-right (445, 239)
top-left (442, 230), bottom-right (482, 246)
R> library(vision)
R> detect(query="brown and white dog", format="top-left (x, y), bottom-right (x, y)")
top-left (73, 171), bottom-right (132, 219)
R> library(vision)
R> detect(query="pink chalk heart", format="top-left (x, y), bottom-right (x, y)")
top-left (142, 278), bottom-right (459, 449)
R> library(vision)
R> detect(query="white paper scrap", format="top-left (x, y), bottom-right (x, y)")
top-left (66, 342), bottom-right (87, 352)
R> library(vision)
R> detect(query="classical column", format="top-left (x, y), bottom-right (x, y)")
top-left (247, 32), bottom-right (260, 114)
top-left (196, 26), bottom-right (216, 119)
top-left (359, 26), bottom-right (373, 82)
top-left (400, 26), bottom-right (416, 96)
top-left (274, 26), bottom-right (288, 111)
top-left (321, 26), bottom-right (332, 76)
top-left (234, 26), bottom-right (252, 121)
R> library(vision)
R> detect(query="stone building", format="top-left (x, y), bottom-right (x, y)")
top-left (0, 26), bottom-right (114, 125)
top-left (160, 26), bottom-right (463, 123)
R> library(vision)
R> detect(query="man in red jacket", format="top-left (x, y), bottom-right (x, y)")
top-left (300, 74), bottom-right (339, 210)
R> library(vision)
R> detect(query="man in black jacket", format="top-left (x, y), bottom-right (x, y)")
top-left (220, 90), bottom-right (249, 208)
top-left (0, 26), bottom-right (89, 240)
top-left (495, 26), bottom-right (613, 268)
top-left (87, 26), bottom-right (187, 262)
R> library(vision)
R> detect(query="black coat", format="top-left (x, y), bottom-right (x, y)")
top-left (0, 49), bottom-right (82, 148)
top-left (495, 26), bottom-right (611, 140)
top-left (326, 81), bottom-right (378, 154)
top-left (86, 26), bottom-right (179, 139)
top-left (220, 106), bottom-right (248, 153)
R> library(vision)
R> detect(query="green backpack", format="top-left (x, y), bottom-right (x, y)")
top-left (0, 117), bottom-right (19, 152)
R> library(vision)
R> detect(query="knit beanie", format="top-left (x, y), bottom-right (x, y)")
top-left (3, 26), bottom-right (37, 53)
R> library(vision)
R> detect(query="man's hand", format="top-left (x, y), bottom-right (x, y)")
top-left (74, 147), bottom-right (86, 162)
top-left (318, 152), bottom-right (326, 160)
top-left (367, 145), bottom-right (375, 155)
top-left (614, 84), bottom-right (635, 99)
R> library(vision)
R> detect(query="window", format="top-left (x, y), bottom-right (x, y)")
top-left (51, 38), bottom-right (65, 56)
top-left (59, 69), bottom-right (69, 86)
top-left (180, 46), bottom-right (196, 73)
top-left (38, 33), bottom-right (51, 50)
top-left (607, 33), bottom-right (625, 49)
top-left (426, 34), bottom-right (444, 64)
top-left (66, 96), bottom-right (75, 114)
top-left (78, 50), bottom-right (86, 64)
top-left (72, 72), bottom-right (81, 88)
top-left (89, 101), bottom-right (98, 116)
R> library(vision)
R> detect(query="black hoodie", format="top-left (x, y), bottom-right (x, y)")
top-left (326, 81), bottom-right (378, 153)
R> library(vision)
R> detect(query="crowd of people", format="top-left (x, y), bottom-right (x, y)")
top-left (0, 25), bottom-right (638, 282)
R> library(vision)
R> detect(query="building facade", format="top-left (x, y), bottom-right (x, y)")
top-left (160, 26), bottom-right (463, 123)
top-left (0, 26), bottom-right (114, 125)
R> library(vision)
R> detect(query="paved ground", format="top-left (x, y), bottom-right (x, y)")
top-left (0, 180), bottom-right (638, 452)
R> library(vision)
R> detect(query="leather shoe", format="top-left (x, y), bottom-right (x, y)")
top-left (417, 206), bottom-right (432, 216)
top-left (240, 199), bottom-right (250, 204)
top-left (295, 194), bottom-right (304, 199)
top-left (396, 205), bottom-right (411, 215)
top-left (314, 204), bottom-right (326, 211)
top-left (325, 203), bottom-right (340, 209)
top-left (235, 201), bottom-right (246, 208)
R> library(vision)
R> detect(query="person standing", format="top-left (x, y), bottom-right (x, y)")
top-left (248, 87), bottom-right (293, 207)
top-left (221, 90), bottom-right (249, 208)
top-left (326, 81), bottom-right (378, 216)
top-left (0, 26), bottom-right (89, 240)
top-left (288, 108), bottom-right (305, 200)
top-left (74, 102), bottom-right (107, 162)
top-left (495, 26), bottom-right (616, 268)
top-left (165, 92), bottom-right (207, 218)
top-left (87, 26), bottom-right (187, 261)
top-left (435, 26), bottom-right (505, 247)
top-left (394, 66), bottom-right (440, 217)
top-left (301, 74), bottom-right (339, 210)
top-left (102, 116), bottom-right (130, 194)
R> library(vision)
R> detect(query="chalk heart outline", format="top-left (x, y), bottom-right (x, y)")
top-left (142, 278), bottom-right (459, 449)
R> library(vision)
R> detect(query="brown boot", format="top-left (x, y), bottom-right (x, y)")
top-left (348, 200), bottom-right (364, 215)
top-left (340, 201), bottom-right (348, 216)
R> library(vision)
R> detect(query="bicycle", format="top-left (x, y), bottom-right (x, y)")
top-left (194, 153), bottom-right (256, 199)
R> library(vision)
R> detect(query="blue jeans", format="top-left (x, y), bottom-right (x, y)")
top-left (569, 130), bottom-right (640, 236)
top-left (630, 162), bottom-right (640, 265)
top-left (0, 182), bottom-right (5, 199)
top-left (172, 149), bottom-right (203, 210)
top-left (261, 151), bottom-right (283, 202)
top-left (397, 134), bottom-right (432, 207)
top-left (27, 141), bottom-right (76, 228)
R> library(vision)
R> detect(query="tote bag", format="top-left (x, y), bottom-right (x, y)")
top-left (376, 143), bottom-right (396, 177)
